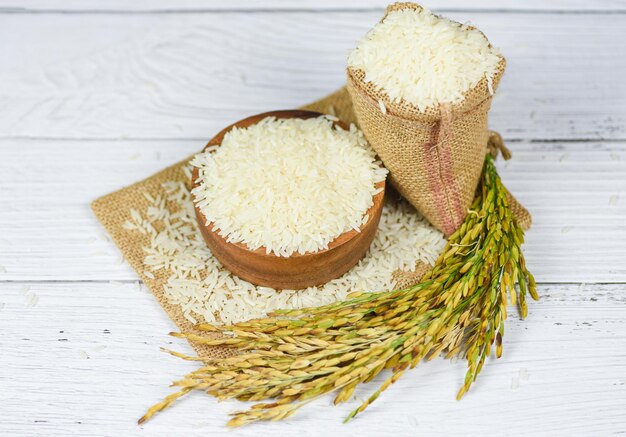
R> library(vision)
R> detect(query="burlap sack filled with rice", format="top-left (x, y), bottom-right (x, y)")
top-left (347, 2), bottom-right (509, 236)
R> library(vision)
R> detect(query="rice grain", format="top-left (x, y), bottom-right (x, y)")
top-left (348, 7), bottom-right (501, 111)
top-left (126, 181), bottom-right (445, 325)
top-left (191, 116), bottom-right (388, 257)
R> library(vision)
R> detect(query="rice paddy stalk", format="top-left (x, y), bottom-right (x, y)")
top-left (139, 155), bottom-right (537, 427)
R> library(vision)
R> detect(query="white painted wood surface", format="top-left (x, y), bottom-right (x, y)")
top-left (1, 283), bottom-right (624, 436)
top-left (1, 3), bottom-right (625, 436)
top-left (1, 140), bottom-right (625, 283)
top-left (3, 0), bottom-right (626, 12)
top-left (1, 12), bottom-right (625, 140)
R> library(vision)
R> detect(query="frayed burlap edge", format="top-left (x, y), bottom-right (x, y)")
top-left (91, 86), bottom-right (530, 358)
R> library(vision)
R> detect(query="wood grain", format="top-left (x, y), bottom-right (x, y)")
top-left (0, 282), bottom-right (624, 436)
top-left (0, 12), bottom-right (624, 140)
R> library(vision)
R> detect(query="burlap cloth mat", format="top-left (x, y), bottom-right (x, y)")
top-left (91, 87), bottom-right (531, 359)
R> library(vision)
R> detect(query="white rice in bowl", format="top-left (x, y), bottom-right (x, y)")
top-left (190, 115), bottom-right (388, 257)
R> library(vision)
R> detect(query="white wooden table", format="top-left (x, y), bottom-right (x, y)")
top-left (1, 1), bottom-right (625, 436)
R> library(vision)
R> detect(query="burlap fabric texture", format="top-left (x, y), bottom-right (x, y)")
top-left (91, 86), bottom-right (530, 358)
top-left (348, 2), bottom-right (508, 236)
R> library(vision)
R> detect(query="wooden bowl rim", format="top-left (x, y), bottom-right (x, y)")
top-left (191, 109), bottom-right (386, 259)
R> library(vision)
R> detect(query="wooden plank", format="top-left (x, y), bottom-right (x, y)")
top-left (0, 12), bottom-right (624, 140)
top-left (1, 139), bottom-right (624, 283)
top-left (2, 0), bottom-right (626, 12)
top-left (0, 282), bottom-right (624, 436)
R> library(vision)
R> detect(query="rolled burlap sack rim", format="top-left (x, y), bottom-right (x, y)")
top-left (348, 2), bottom-right (507, 122)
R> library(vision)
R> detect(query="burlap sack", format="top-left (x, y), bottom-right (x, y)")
top-left (92, 87), bottom-right (530, 358)
top-left (347, 2), bottom-right (507, 236)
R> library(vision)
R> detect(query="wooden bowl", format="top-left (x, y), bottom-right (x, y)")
top-left (191, 110), bottom-right (385, 290)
